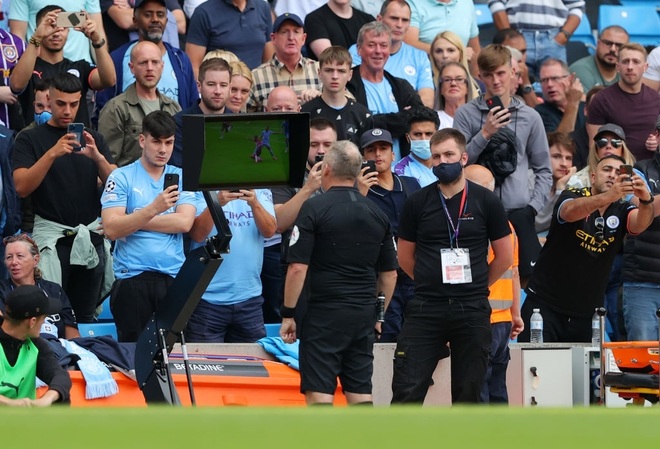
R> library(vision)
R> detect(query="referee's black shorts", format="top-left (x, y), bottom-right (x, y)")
top-left (299, 303), bottom-right (376, 395)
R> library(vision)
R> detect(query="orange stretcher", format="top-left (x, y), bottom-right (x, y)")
top-left (602, 341), bottom-right (659, 406)
top-left (38, 355), bottom-right (347, 407)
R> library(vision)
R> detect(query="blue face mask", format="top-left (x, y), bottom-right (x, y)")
top-left (34, 111), bottom-right (52, 126)
top-left (433, 161), bottom-right (463, 184)
top-left (410, 140), bottom-right (431, 160)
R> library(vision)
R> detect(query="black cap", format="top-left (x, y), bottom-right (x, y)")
top-left (4, 285), bottom-right (61, 320)
top-left (134, 0), bottom-right (166, 9)
top-left (594, 123), bottom-right (625, 142)
top-left (273, 13), bottom-right (304, 32)
top-left (360, 128), bottom-right (393, 149)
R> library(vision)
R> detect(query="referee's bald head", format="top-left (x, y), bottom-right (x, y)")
top-left (324, 140), bottom-right (362, 180)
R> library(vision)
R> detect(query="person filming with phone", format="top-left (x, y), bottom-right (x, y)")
top-left (12, 73), bottom-right (116, 324)
top-left (454, 44), bottom-right (552, 287)
top-left (101, 110), bottom-right (197, 342)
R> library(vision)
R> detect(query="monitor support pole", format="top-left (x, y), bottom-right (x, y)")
top-left (135, 191), bottom-right (232, 405)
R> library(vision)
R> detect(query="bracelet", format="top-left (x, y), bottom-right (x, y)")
top-left (559, 29), bottom-right (572, 40)
top-left (29, 36), bottom-right (41, 48)
top-left (92, 38), bottom-right (106, 49)
top-left (639, 196), bottom-right (654, 205)
top-left (280, 305), bottom-right (296, 319)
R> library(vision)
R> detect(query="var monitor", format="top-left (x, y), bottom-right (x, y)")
top-left (182, 113), bottom-right (310, 191)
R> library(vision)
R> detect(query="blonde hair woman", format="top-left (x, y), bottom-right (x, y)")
top-left (429, 31), bottom-right (480, 99)
top-left (227, 61), bottom-right (253, 113)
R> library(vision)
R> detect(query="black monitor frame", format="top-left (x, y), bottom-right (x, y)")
top-left (182, 112), bottom-right (310, 191)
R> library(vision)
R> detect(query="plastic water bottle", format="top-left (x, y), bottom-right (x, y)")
top-left (530, 308), bottom-right (543, 343)
top-left (591, 309), bottom-right (601, 347)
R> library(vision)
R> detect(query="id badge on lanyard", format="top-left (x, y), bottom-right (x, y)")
top-left (439, 184), bottom-right (472, 284)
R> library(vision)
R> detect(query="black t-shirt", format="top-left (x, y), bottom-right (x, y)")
top-left (526, 188), bottom-right (635, 318)
top-left (304, 5), bottom-right (375, 59)
top-left (366, 174), bottom-right (420, 238)
top-left (398, 180), bottom-right (511, 302)
top-left (0, 279), bottom-right (77, 339)
top-left (18, 58), bottom-right (95, 127)
top-left (12, 123), bottom-right (114, 227)
top-left (301, 97), bottom-right (374, 146)
top-left (287, 186), bottom-right (397, 306)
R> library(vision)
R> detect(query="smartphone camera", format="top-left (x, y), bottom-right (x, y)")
top-left (619, 164), bottom-right (633, 183)
top-left (314, 154), bottom-right (324, 163)
top-left (67, 123), bottom-right (85, 151)
top-left (361, 160), bottom-right (377, 175)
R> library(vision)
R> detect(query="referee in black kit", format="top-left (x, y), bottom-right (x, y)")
top-left (279, 140), bottom-right (398, 406)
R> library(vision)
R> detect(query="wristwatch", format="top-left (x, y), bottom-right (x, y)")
top-left (559, 29), bottom-right (572, 40)
top-left (639, 196), bottom-right (654, 205)
top-left (522, 84), bottom-right (534, 94)
top-left (92, 38), bottom-right (106, 49)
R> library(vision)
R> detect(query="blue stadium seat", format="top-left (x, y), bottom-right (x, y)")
top-left (617, 1), bottom-right (660, 7)
top-left (570, 15), bottom-right (596, 51)
top-left (264, 323), bottom-right (281, 337)
top-left (475, 3), bottom-right (493, 27)
top-left (598, 5), bottom-right (660, 47)
top-left (96, 296), bottom-right (113, 322)
top-left (78, 322), bottom-right (118, 340)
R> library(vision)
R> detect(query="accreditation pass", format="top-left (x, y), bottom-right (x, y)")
top-left (440, 248), bottom-right (472, 284)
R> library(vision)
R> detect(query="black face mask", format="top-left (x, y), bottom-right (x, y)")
top-left (433, 161), bottom-right (463, 184)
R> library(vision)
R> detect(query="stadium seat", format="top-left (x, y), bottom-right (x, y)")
top-left (96, 296), bottom-right (113, 322)
top-left (617, 0), bottom-right (660, 7)
top-left (570, 15), bottom-right (596, 51)
top-left (264, 323), bottom-right (281, 337)
top-left (78, 322), bottom-right (118, 340)
top-left (598, 5), bottom-right (660, 47)
top-left (475, 3), bottom-right (493, 27)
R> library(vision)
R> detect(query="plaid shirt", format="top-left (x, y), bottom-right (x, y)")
top-left (247, 55), bottom-right (321, 112)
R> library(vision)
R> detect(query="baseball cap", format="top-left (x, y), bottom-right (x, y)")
top-left (4, 285), bottom-right (61, 320)
top-left (273, 13), bottom-right (304, 32)
top-left (134, 0), bottom-right (166, 9)
top-left (594, 123), bottom-right (626, 142)
top-left (360, 128), bottom-right (393, 149)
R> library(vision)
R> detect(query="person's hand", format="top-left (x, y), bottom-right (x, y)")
top-left (632, 174), bottom-right (653, 202)
top-left (517, 60), bottom-right (531, 85)
top-left (77, 130), bottom-right (104, 161)
top-left (554, 31), bottom-right (568, 46)
top-left (79, 15), bottom-right (102, 45)
top-left (216, 190), bottom-right (244, 207)
top-left (237, 189), bottom-right (259, 207)
top-left (304, 161), bottom-right (323, 193)
top-left (298, 89), bottom-right (321, 104)
top-left (280, 317), bottom-right (297, 343)
top-left (32, 10), bottom-right (62, 41)
top-left (464, 46), bottom-right (475, 62)
top-left (608, 173), bottom-right (634, 201)
top-left (645, 133), bottom-right (659, 152)
top-left (0, 86), bottom-right (17, 105)
top-left (374, 321), bottom-right (382, 340)
top-left (481, 106), bottom-right (510, 140)
top-left (556, 166), bottom-right (577, 191)
top-left (357, 166), bottom-right (378, 196)
top-left (48, 133), bottom-right (79, 158)
top-left (510, 316), bottom-right (525, 339)
top-left (30, 396), bottom-right (55, 407)
top-left (5, 397), bottom-right (32, 407)
top-left (565, 73), bottom-right (584, 105)
top-left (150, 185), bottom-right (179, 214)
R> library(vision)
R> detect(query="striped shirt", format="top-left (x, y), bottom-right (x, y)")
top-left (488, 0), bottom-right (585, 30)
top-left (247, 55), bottom-right (320, 112)
top-left (0, 30), bottom-right (25, 128)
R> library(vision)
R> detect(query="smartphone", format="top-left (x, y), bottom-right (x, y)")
top-left (163, 173), bottom-right (179, 191)
top-left (485, 95), bottom-right (504, 111)
top-left (361, 160), bottom-right (377, 175)
top-left (314, 154), bottom-right (324, 163)
top-left (56, 11), bottom-right (87, 28)
top-left (619, 164), bottom-right (633, 182)
top-left (67, 123), bottom-right (85, 151)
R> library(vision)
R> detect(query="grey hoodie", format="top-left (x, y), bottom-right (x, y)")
top-left (453, 95), bottom-right (552, 212)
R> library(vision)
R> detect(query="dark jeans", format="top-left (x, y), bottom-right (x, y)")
top-left (518, 293), bottom-right (591, 343)
top-left (57, 240), bottom-right (105, 323)
top-left (261, 243), bottom-right (284, 324)
top-left (185, 295), bottom-right (266, 343)
top-left (481, 321), bottom-right (511, 403)
top-left (380, 272), bottom-right (415, 343)
top-left (391, 297), bottom-right (492, 404)
top-left (110, 271), bottom-right (174, 342)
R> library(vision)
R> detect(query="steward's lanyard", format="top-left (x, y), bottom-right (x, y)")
top-left (439, 183), bottom-right (468, 248)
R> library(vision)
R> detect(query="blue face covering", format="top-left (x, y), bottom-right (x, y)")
top-left (34, 111), bottom-right (52, 126)
top-left (433, 161), bottom-right (463, 184)
top-left (410, 140), bottom-right (431, 160)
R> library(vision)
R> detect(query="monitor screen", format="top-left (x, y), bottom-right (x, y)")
top-left (182, 113), bottom-right (310, 191)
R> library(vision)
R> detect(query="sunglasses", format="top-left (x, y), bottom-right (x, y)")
top-left (595, 138), bottom-right (623, 149)
top-left (595, 217), bottom-right (605, 243)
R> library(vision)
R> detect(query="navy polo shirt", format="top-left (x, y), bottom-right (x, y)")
top-left (366, 174), bottom-right (420, 237)
top-left (187, 0), bottom-right (272, 69)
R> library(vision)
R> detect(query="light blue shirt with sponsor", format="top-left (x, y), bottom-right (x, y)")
top-left (363, 78), bottom-right (401, 161)
top-left (101, 161), bottom-right (196, 279)
top-left (122, 42), bottom-right (180, 103)
top-left (349, 42), bottom-right (434, 91)
top-left (394, 154), bottom-right (437, 187)
top-left (191, 189), bottom-right (275, 305)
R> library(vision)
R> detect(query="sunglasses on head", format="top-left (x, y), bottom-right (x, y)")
top-left (595, 138), bottom-right (623, 149)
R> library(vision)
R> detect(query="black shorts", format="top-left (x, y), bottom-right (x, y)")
top-left (299, 304), bottom-right (375, 395)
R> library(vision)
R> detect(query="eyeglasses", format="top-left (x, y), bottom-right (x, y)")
top-left (595, 217), bottom-right (605, 243)
top-left (540, 75), bottom-right (570, 85)
top-left (440, 77), bottom-right (468, 85)
top-left (595, 138), bottom-right (623, 149)
top-left (599, 39), bottom-right (625, 49)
